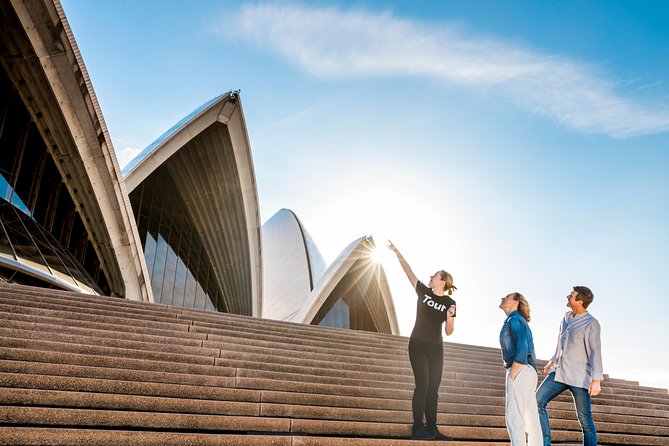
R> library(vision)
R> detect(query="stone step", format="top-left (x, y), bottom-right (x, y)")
top-left (0, 406), bottom-right (290, 433)
top-left (0, 367), bottom-right (497, 405)
top-left (0, 303), bottom-right (191, 334)
top-left (0, 328), bottom-right (502, 384)
top-left (3, 406), bottom-right (665, 444)
top-left (0, 295), bottom-right (183, 326)
top-left (234, 367), bottom-right (669, 410)
top-left (4, 359), bottom-right (666, 424)
top-left (3, 334), bottom-right (666, 411)
top-left (0, 303), bottom-right (501, 366)
top-left (0, 336), bottom-right (216, 367)
top-left (1, 316), bottom-right (664, 401)
top-left (0, 288), bottom-right (506, 358)
top-left (0, 362), bottom-right (488, 409)
top-left (0, 284), bottom-right (166, 312)
top-left (214, 347), bottom-right (504, 382)
top-left (8, 294), bottom-right (661, 399)
top-left (214, 349), bottom-right (668, 400)
top-left (0, 428), bottom-right (512, 446)
top-left (1, 294), bottom-right (667, 395)
top-left (0, 290), bottom-right (404, 350)
top-left (0, 293), bottom-right (393, 353)
top-left (260, 389), bottom-right (669, 424)
top-left (0, 288), bottom-right (653, 386)
top-left (0, 310), bottom-right (206, 341)
top-left (4, 386), bottom-right (668, 438)
top-left (0, 326), bottom-right (217, 358)
top-left (0, 290), bottom-right (160, 317)
top-left (0, 348), bottom-right (232, 382)
top-left (0, 318), bottom-right (504, 376)
top-left (0, 387), bottom-right (259, 416)
top-left (0, 329), bottom-right (500, 386)
top-left (241, 373), bottom-right (666, 414)
top-left (0, 371), bottom-right (256, 403)
top-left (0, 356), bottom-right (503, 401)
top-left (196, 324), bottom-right (499, 364)
top-left (2, 284), bottom-right (668, 446)
top-left (0, 315), bottom-right (207, 346)
top-left (5, 323), bottom-right (655, 396)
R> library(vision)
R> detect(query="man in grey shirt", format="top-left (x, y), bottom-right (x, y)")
top-left (536, 286), bottom-right (603, 446)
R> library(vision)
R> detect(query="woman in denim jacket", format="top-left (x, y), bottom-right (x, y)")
top-left (499, 292), bottom-right (542, 446)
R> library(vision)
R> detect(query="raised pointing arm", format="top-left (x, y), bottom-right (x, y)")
top-left (388, 240), bottom-right (418, 289)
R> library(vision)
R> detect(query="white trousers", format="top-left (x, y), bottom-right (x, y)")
top-left (505, 365), bottom-right (543, 446)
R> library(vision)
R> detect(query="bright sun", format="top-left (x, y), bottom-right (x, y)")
top-left (371, 236), bottom-right (392, 263)
top-left (372, 246), bottom-right (386, 263)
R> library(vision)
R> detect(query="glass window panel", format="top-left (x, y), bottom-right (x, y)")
top-left (209, 287), bottom-right (219, 312)
top-left (317, 299), bottom-right (351, 329)
top-left (161, 243), bottom-right (177, 305)
top-left (204, 292), bottom-right (214, 312)
top-left (130, 166), bottom-right (227, 311)
top-left (172, 256), bottom-right (187, 307)
top-left (183, 269), bottom-right (197, 309)
top-left (0, 206), bottom-right (15, 260)
top-left (319, 301), bottom-right (333, 328)
top-left (0, 175), bottom-right (13, 202)
top-left (0, 200), bottom-right (100, 292)
top-left (0, 70), bottom-right (104, 293)
top-left (151, 235), bottom-right (168, 303)
top-left (194, 282), bottom-right (206, 310)
top-left (29, 221), bottom-right (67, 264)
top-left (144, 233), bottom-right (157, 276)
top-left (2, 206), bottom-right (50, 275)
top-left (13, 128), bottom-right (42, 215)
top-left (342, 301), bottom-right (350, 329)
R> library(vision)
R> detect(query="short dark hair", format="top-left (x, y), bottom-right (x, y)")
top-left (573, 286), bottom-right (594, 309)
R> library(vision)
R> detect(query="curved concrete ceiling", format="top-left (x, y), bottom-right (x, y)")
top-left (0, 0), bottom-right (152, 301)
top-left (298, 235), bottom-right (400, 335)
top-left (125, 93), bottom-right (262, 316)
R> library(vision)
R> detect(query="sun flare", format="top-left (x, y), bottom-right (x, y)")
top-left (371, 236), bottom-right (393, 264)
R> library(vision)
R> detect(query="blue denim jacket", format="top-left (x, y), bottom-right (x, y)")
top-left (499, 310), bottom-right (537, 370)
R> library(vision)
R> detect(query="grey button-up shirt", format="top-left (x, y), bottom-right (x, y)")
top-left (549, 311), bottom-right (604, 389)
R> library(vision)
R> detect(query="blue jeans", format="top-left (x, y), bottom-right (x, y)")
top-left (536, 372), bottom-right (597, 446)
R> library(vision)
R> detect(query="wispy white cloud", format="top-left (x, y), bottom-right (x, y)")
top-left (216, 3), bottom-right (669, 138)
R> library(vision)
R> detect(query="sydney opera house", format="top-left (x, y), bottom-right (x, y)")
top-left (0, 0), bottom-right (150, 301)
top-left (3, 3), bottom-right (668, 445)
top-left (0, 0), bottom-right (398, 333)
top-left (263, 209), bottom-right (398, 334)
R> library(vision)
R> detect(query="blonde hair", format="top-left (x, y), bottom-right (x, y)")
top-left (439, 270), bottom-right (457, 296)
top-left (512, 292), bottom-right (531, 322)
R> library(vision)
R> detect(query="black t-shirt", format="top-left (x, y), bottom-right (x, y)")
top-left (410, 281), bottom-right (457, 344)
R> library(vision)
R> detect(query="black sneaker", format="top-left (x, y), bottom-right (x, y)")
top-left (427, 427), bottom-right (452, 441)
top-left (411, 426), bottom-right (436, 440)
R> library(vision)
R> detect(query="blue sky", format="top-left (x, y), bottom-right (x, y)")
top-left (61, 1), bottom-right (669, 390)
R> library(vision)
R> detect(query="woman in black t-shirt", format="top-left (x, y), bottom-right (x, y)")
top-left (389, 241), bottom-right (457, 441)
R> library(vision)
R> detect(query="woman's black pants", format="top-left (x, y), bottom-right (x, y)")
top-left (408, 338), bottom-right (444, 429)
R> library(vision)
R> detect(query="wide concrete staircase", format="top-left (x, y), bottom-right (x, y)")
top-left (0, 283), bottom-right (668, 445)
